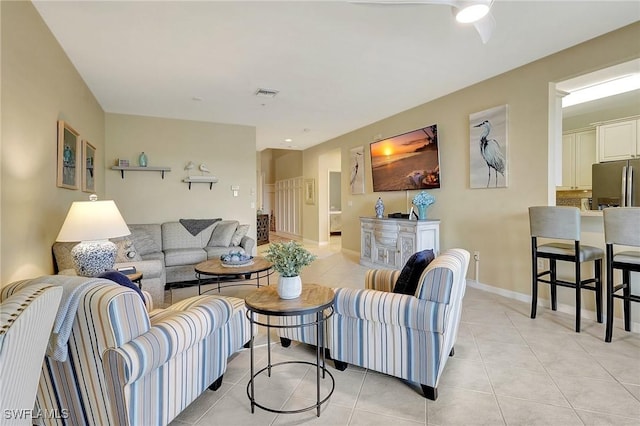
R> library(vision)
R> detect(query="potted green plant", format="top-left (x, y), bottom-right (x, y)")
top-left (264, 241), bottom-right (317, 299)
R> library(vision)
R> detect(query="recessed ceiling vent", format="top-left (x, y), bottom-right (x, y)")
top-left (255, 88), bottom-right (279, 98)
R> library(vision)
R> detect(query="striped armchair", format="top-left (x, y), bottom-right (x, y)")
top-left (0, 284), bottom-right (62, 426)
top-left (277, 249), bottom-right (470, 400)
top-left (1, 275), bottom-right (252, 426)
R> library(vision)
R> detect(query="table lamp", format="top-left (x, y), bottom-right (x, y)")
top-left (56, 195), bottom-right (130, 277)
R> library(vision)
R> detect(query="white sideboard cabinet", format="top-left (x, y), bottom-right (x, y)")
top-left (360, 217), bottom-right (440, 270)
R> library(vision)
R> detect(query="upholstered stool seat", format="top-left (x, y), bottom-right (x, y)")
top-left (529, 206), bottom-right (603, 332)
top-left (537, 242), bottom-right (603, 262)
top-left (603, 207), bottom-right (640, 342)
top-left (612, 251), bottom-right (640, 264)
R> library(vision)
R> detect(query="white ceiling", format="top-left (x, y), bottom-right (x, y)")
top-left (32, 1), bottom-right (640, 151)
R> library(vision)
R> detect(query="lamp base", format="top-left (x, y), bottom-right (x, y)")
top-left (71, 240), bottom-right (117, 277)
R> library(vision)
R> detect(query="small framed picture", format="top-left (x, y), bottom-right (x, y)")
top-left (57, 120), bottom-right (80, 190)
top-left (304, 178), bottom-right (315, 205)
top-left (82, 140), bottom-right (96, 193)
top-left (349, 146), bottom-right (365, 194)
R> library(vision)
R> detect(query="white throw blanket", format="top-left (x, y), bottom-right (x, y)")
top-left (15, 275), bottom-right (103, 362)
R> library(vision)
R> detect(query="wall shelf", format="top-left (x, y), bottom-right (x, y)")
top-left (111, 166), bottom-right (171, 179)
top-left (183, 177), bottom-right (219, 190)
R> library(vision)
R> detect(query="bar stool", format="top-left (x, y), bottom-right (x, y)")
top-left (529, 206), bottom-right (603, 332)
top-left (603, 207), bottom-right (640, 342)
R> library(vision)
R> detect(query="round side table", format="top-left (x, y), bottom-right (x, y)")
top-left (244, 284), bottom-right (335, 417)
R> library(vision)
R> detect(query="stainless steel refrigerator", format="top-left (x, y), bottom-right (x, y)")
top-left (591, 159), bottom-right (640, 209)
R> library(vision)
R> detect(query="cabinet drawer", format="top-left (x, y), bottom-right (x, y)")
top-left (374, 230), bottom-right (397, 247)
top-left (398, 224), bottom-right (417, 233)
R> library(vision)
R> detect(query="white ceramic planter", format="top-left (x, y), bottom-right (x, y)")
top-left (278, 276), bottom-right (302, 299)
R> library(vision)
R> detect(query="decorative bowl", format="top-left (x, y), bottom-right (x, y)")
top-left (220, 252), bottom-right (253, 266)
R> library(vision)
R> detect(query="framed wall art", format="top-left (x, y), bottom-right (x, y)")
top-left (304, 178), bottom-right (315, 205)
top-left (57, 120), bottom-right (80, 190)
top-left (349, 146), bottom-right (365, 194)
top-left (469, 105), bottom-right (508, 189)
top-left (82, 139), bottom-right (96, 193)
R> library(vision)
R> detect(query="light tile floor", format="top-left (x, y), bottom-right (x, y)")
top-left (168, 236), bottom-right (640, 425)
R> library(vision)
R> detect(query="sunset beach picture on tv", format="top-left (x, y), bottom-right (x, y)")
top-left (370, 124), bottom-right (440, 192)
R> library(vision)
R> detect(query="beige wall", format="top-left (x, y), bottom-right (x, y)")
top-left (1, 1), bottom-right (105, 282)
top-left (302, 23), bottom-right (640, 304)
top-left (274, 150), bottom-right (303, 181)
top-left (104, 114), bottom-right (258, 247)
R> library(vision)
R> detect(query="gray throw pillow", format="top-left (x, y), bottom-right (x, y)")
top-left (52, 242), bottom-right (78, 271)
top-left (131, 230), bottom-right (160, 256)
top-left (112, 237), bottom-right (142, 262)
top-left (208, 220), bottom-right (239, 247)
top-left (231, 224), bottom-right (250, 246)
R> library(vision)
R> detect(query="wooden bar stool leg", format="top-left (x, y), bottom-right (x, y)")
top-left (550, 259), bottom-right (557, 311)
top-left (623, 269), bottom-right (631, 332)
top-left (575, 259), bottom-right (581, 333)
top-left (595, 259), bottom-right (603, 323)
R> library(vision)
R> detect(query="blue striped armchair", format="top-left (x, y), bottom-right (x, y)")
top-left (277, 248), bottom-right (470, 400)
top-left (1, 275), bottom-right (252, 426)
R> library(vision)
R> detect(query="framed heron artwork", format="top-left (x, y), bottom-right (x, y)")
top-left (470, 105), bottom-right (508, 189)
top-left (82, 139), bottom-right (96, 193)
top-left (349, 146), bottom-right (365, 194)
top-left (57, 120), bottom-right (80, 190)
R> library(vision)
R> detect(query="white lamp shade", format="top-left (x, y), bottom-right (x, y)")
top-left (57, 200), bottom-right (130, 242)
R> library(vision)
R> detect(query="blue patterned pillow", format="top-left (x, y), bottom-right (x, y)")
top-left (393, 249), bottom-right (435, 295)
top-left (98, 271), bottom-right (145, 301)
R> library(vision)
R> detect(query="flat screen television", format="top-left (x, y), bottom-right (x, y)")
top-left (370, 124), bottom-right (440, 192)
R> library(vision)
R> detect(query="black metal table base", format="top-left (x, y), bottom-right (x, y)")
top-left (246, 361), bottom-right (334, 415)
top-left (197, 269), bottom-right (273, 295)
top-left (247, 309), bottom-right (335, 417)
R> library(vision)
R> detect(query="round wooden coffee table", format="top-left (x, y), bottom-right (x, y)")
top-left (194, 256), bottom-right (273, 295)
top-left (245, 284), bottom-right (335, 417)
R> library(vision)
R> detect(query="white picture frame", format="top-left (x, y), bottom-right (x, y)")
top-left (470, 105), bottom-right (508, 189)
top-left (304, 178), bottom-right (315, 205)
top-left (349, 146), bottom-right (365, 194)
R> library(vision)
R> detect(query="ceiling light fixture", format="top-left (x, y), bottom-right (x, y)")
top-left (562, 74), bottom-right (640, 108)
top-left (453, 0), bottom-right (491, 23)
top-left (284, 138), bottom-right (293, 142)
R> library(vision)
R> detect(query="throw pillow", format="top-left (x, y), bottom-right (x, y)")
top-left (131, 230), bottom-right (160, 256)
top-left (112, 237), bottom-right (142, 262)
top-left (52, 242), bottom-right (78, 272)
top-left (393, 249), bottom-right (435, 296)
top-left (208, 220), bottom-right (239, 247)
top-left (98, 271), bottom-right (145, 301)
top-left (231, 224), bottom-right (250, 246)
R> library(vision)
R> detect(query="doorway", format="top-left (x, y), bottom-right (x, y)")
top-left (329, 171), bottom-right (342, 239)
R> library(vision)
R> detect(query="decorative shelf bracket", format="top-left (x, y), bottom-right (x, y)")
top-left (111, 166), bottom-right (171, 179)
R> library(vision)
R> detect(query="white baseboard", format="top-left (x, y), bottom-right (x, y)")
top-left (342, 248), bottom-right (360, 257)
top-left (466, 279), bottom-right (640, 334)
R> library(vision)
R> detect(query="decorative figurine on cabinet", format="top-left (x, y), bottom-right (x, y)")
top-left (375, 197), bottom-right (384, 218)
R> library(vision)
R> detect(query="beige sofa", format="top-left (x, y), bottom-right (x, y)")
top-left (53, 219), bottom-right (255, 306)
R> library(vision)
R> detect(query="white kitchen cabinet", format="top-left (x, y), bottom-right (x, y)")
top-left (597, 118), bottom-right (639, 162)
top-left (360, 217), bottom-right (440, 270)
top-left (559, 129), bottom-right (596, 190)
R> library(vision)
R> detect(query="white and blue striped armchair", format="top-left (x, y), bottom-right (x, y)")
top-left (1, 275), bottom-right (252, 426)
top-left (277, 248), bottom-right (470, 400)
